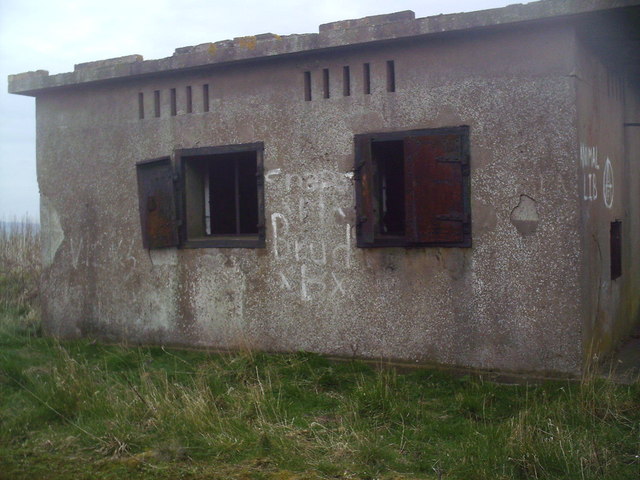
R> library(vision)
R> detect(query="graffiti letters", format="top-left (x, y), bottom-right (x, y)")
top-left (268, 167), bottom-right (353, 301)
top-left (580, 143), bottom-right (614, 209)
top-left (603, 158), bottom-right (614, 209)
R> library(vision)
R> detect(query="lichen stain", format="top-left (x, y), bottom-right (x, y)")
top-left (207, 44), bottom-right (218, 55)
top-left (236, 36), bottom-right (257, 50)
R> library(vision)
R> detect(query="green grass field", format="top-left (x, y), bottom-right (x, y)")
top-left (1, 222), bottom-right (639, 479)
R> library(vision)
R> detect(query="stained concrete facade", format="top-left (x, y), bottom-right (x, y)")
top-left (9, 0), bottom-right (640, 375)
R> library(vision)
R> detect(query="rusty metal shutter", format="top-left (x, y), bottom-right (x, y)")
top-left (136, 157), bottom-right (179, 249)
top-left (404, 134), bottom-right (466, 244)
top-left (354, 134), bottom-right (376, 245)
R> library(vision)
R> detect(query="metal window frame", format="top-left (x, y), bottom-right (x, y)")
top-left (175, 142), bottom-right (266, 249)
top-left (354, 126), bottom-right (471, 248)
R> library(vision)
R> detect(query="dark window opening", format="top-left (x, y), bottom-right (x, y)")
top-left (610, 220), bottom-right (622, 279)
top-left (323, 68), bottom-right (330, 99)
top-left (386, 60), bottom-right (396, 92)
top-left (203, 84), bottom-right (210, 112)
top-left (343, 66), bottom-right (351, 96)
top-left (138, 92), bottom-right (144, 119)
top-left (304, 71), bottom-right (312, 101)
top-left (137, 143), bottom-right (265, 249)
top-left (179, 143), bottom-right (264, 248)
top-left (154, 90), bottom-right (161, 117)
top-left (372, 140), bottom-right (404, 235)
top-left (186, 86), bottom-right (193, 113)
top-left (355, 127), bottom-right (471, 248)
top-left (206, 153), bottom-right (258, 235)
top-left (170, 88), bottom-right (177, 116)
top-left (363, 63), bottom-right (371, 94)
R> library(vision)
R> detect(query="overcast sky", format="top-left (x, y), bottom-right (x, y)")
top-left (0, 0), bottom-right (516, 222)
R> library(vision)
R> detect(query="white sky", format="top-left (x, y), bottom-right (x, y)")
top-left (0, 0), bottom-right (517, 222)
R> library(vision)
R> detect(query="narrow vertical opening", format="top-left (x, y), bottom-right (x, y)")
top-left (323, 68), bottom-right (330, 99)
top-left (205, 152), bottom-right (258, 235)
top-left (154, 90), bottom-right (160, 117)
top-left (138, 92), bottom-right (144, 119)
top-left (386, 60), bottom-right (396, 92)
top-left (203, 84), bottom-right (210, 112)
top-left (372, 140), bottom-right (405, 235)
top-left (186, 86), bottom-right (193, 113)
top-left (304, 71), bottom-right (312, 101)
top-left (170, 88), bottom-right (177, 116)
top-left (610, 220), bottom-right (622, 279)
top-left (343, 66), bottom-right (351, 96)
top-left (363, 63), bottom-right (371, 95)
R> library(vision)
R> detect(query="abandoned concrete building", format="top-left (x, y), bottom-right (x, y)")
top-left (8, 0), bottom-right (640, 375)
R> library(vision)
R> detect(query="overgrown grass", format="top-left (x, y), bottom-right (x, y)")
top-left (1, 220), bottom-right (639, 479)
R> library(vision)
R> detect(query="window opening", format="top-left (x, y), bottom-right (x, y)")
top-left (323, 68), bottom-right (330, 99)
top-left (138, 92), bottom-right (144, 119)
top-left (304, 71), bottom-right (312, 101)
top-left (355, 127), bottom-right (471, 248)
top-left (186, 86), bottom-right (193, 113)
top-left (178, 143), bottom-right (264, 248)
top-left (170, 88), bottom-right (177, 116)
top-left (373, 140), bottom-right (404, 235)
top-left (154, 90), bottom-right (161, 117)
top-left (138, 144), bottom-right (265, 249)
top-left (610, 220), bottom-right (622, 279)
top-left (343, 66), bottom-right (351, 96)
top-left (203, 84), bottom-right (210, 112)
top-left (386, 60), bottom-right (396, 92)
top-left (363, 63), bottom-right (371, 94)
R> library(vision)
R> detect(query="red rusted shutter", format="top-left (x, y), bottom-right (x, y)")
top-left (354, 135), bottom-right (376, 245)
top-left (136, 157), bottom-right (179, 249)
top-left (404, 134), bottom-right (465, 244)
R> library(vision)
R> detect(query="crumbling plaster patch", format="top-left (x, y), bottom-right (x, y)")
top-left (40, 195), bottom-right (64, 267)
top-left (510, 194), bottom-right (540, 236)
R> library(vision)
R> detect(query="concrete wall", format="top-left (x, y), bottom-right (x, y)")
top-left (576, 40), bottom-right (640, 362)
top-left (37, 22), bottom-right (584, 374)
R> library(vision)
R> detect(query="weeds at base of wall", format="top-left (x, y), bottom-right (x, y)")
top-left (1, 220), bottom-right (639, 479)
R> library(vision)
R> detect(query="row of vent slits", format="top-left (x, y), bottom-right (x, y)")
top-left (138, 84), bottom-right (210, 119)
top-left (137, 60), bottom-right (396, 118)
top-left (304, 60), bottom-right (395, 101)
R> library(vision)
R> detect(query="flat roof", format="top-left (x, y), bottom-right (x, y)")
top-left (8, 0), bottom-right (640, 96)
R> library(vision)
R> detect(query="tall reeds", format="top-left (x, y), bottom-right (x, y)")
top-left (0, 215), bottom-right (41, 323)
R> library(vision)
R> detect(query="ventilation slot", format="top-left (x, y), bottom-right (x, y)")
top-left (323, 69), bottom-right (330, 99)
top-left (610, 220), bottom-right (622, 279)
top-left (203, 84), bottom-right (210, 112)
top-left (363, 63), bottom-right (371, 94)
top-left (154, 90), bottom-right (160, 117)
top-left (386, 60), bottom-right (395, 92)
top-left (343, 66), bottom-right (351, 96)
top-left (138, 92), bottom-right (144, 119)
top-left (186, 86), bottom-right (193, 113)
top-left (170, 88), bottom-right (177, 116)
top-left (304, 71), bottom-right (312, 101)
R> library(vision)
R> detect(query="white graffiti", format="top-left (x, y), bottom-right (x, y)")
top-left (265, 168), bottom-right (352, 193)
top-left (68, 235), bottom-right (137, 281)
top-left (603, 158), bottom-right (614, 209)
top-left (272, 214), bottom-right (351, 268)
top-left (277, 265), bottom-right (347, 301)
top-left (580, 143), bottom-right (615, 209)
top-left (580, 143), bottom-right (599, 201)
top-left (268, 167), bottom-right (353, 301)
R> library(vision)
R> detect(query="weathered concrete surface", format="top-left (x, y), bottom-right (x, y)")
top-left (575, 36), bottom-right (640, 364)
top-left (11, 1), bottom-right (640, 376)
top-left (8, 0), bottom-right (640, 96)
top-left (32, 22), bottom-right (582, 374)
